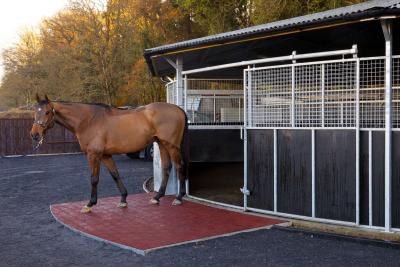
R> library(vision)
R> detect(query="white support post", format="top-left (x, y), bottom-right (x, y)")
top-left (248, 66), bottom-right (253, 127)
top-left (311, 129), bottom-right (316, 218)
top-left (273, 129), bottom-right (278, 213)
top-left (153, 142), bottom-right (178, 195)
top-left (381, 19), bottom-right (393, 232)
top-left (243, 69), bottom-right (248, 211)
top-left (291, 51), bottom-right (296, 127)
top-left (369, 130), bottom-right (373, 227)
top-left (176, 57), bottom-right (184, 108)
top-left (184, 75), bottom-right (188, 112)
top-left (321, 64), bottom-right (325, 127)
top-left (154, 56), bottom-right (183, 196)
top-left (356, 58), bottom-right (360, 226)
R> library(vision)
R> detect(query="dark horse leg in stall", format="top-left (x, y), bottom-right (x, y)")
top-left (169, 145), bottom-right (186, 205)
top-left (102, 155), bottom-right (128, 207)
top-left (150, 142), bottom-right (172, 204)
top-left (81, 151), bottom-right (101, 213)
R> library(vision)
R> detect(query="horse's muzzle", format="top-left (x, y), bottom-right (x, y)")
top-left (31, 133), bottom-right (44, 150)
top-left (31, 132), bottom-right (40, 141)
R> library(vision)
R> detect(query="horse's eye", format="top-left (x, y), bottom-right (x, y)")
top-left (45, 111), bottom-right (50, 115)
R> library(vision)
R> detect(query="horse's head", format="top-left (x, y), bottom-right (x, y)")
top-left (30, 94), bottom-right (56, 149)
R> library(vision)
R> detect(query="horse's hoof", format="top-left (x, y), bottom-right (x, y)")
top-left (118, 202), bottom-right (128, 208)
top-left (172, 199), bottom-right (182, 206)
top-left (81, 205), bottom-right (92, 213)
top-left (149, 198), bottom-right (159, 205)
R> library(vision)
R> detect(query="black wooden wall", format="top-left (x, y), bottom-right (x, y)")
top-left (247, 128), bottom-right (400, 227)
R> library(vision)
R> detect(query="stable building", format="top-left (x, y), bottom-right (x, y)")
top-left (145, 0), bottom-right (400, 232)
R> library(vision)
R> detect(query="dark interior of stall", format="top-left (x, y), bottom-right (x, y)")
top-left (188, 129), bottom-right (244, 206)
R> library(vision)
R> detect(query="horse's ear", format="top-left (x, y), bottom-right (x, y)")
top-left (35, 93), bottom-right (41, 103)
top-left (44, 94), bottom-right (51, 103)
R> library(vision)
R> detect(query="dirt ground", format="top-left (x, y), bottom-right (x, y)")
top-left (1, 154), bottom-right (400, 266)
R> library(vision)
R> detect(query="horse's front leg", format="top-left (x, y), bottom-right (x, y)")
top-left (81, 152), bottom-right (101, 213)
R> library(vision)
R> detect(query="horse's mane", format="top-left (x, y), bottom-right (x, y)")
top-left (55, 101), bottom-right (114, 109)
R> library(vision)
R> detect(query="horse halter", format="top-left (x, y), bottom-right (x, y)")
top-left (34, 107), bottom-right (56, 130)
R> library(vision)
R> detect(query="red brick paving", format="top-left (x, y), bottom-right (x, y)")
top-left (51, 193), bottom-right (286, 254)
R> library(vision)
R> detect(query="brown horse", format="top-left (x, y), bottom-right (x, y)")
top-left (30, 94), bottom-right (188, 213)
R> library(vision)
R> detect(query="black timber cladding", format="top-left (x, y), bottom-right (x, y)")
top-left (392, 131), bottom-right (400, 228)
top-left (372, 131), bottom-right (385, 227)
top-left (360, 131), bottom-right (370, 225)
top-left (277, 130), bottom-right (312, 216)
top-left (247, 129), bottom-right (274, 211)
top-left (315, 130), bottom-right (356, 222)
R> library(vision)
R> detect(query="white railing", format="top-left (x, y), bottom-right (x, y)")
top-left (166, 79), bottom-right (244, 127)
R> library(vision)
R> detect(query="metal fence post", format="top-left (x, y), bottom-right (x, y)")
top-left (381, 19), bottom-right (393, 232)
top-left (291, 51), bottom-right (296, 127)
top-left (248, 66), bottom-right (253, 127)
top-left (243, 68), bottom-right (248, 211)
top-left (176, 56), bottom-right (184, 108)
top-left (273, 129), bottom-right (277, 213)
top-left (184, 75), bottom-right (188, 112)
top-left (312, 129), bottom-right (316, 218)
top-left (321, 64), bottom-right (325, 127)
top-left (369, 130), bottom-right (373, 226)
top-left (356, 58), bottom-right (360, 225)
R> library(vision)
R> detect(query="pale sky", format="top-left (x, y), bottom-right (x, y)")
top-left (0, 0), bottom-right (70, 81)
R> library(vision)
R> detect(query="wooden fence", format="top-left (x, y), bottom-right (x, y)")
top-left (0, 118), bottom-right (81, 156)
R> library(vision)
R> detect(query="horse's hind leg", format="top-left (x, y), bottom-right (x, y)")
top-left (150, 143), bottom-right (172, 204)
top-left (167, 145), bottom-right (186, 206)
top-left (102, 155), bottom-right (128, 208)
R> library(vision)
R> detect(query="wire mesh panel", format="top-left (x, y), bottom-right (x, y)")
top-left (324, 61), bottom-right (357, 128)
top-left (295, 64), bottom-right (322, 127)
top-left (185, 79), bottom-right (243, 125)
top-left (393, 56), bottom-right (400, 128)
top-left (248, 66), bottom-right (292, 127)
top-left (359, 58), bottom-right (385, 128)
top-left (166, 81), bottom-right (177, 105)
top-left (247, 59), bottom-right (357, 128)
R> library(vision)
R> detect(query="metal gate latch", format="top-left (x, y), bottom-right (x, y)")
top-left (240, 187), bottom-right (250, 196)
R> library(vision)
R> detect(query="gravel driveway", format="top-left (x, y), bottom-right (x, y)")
top-left (0, 154), bottom-right (399, 266)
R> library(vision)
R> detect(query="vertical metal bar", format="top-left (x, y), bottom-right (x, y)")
top-left (274, 129), bottom-right (278, 213)
top-left (239, 98), bottom-right (241, 122)
top-left (248, 66), bottom-right (253, 127)
top-left (176, 57), bottom-right (183, 107)
top-left (166, 84), bottom-right (170, 103)
top-left (291, 65), bottom-right (295, 127)
top-left (321, 64), bottom-right (325, 127)
top-left (312, 129), bottom-right (316, 218)
top-left (341, 104), bottom-right (344, 125)
top-left (213, 94), bottom-right (216, 122)
top-left (186, 179), bottom-right (190, 196)
top-left (369, 130), bottom-right (373, 227)
top-left (356, 58), bottom-right (360, 226)
top-left (184, 75), bottom-right (188, 112)
top-left (243, 69), bottom-right (248, 211)
top-left (382, 20), bottom-right (393, 232)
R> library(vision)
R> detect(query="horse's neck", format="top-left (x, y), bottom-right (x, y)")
top-left (53, 102), bottom-right (92, 134)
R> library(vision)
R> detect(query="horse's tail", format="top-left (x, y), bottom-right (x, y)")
top-left (180, 108), bottom-right (189, 180)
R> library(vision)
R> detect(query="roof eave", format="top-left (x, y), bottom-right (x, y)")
top-left (144, 8), bottom-right (400, 76)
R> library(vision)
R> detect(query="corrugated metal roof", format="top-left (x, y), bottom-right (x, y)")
top-left (144, 0), bottom-right (400, 56)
